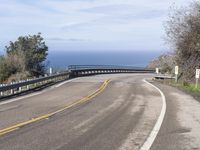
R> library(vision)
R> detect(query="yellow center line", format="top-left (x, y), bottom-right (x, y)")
top-left (0, 128), bottom-right (19, 136)
top-left (0, 79), bottom-right (111, 136)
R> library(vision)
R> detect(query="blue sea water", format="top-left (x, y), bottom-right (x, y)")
top-left (47, 51), bottom-right (162, 70)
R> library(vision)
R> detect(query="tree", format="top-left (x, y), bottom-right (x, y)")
top-left (0, 33), bottom-right (48, 83)
top-left (6, 33), bottom-right (48, 77)
top-left (165, 2), bottom-right (200, 81)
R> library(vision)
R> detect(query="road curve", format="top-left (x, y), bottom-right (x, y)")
top-left (0, 74), bottom-right (164, 150)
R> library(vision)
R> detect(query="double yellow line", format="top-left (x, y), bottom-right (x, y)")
top-left (0, 79), bottom-right (111, 136)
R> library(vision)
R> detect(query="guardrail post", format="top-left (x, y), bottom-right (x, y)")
top-left (26, 79), bottom-right (30, 90)
top-left (10, 82), bottom-right (14, 95)
top-left (34, 82), bottom-right (37, 88)
top-left (0, 84), bottom-right (3, 96)
top-left (19, 86), bottom-right (22, 92)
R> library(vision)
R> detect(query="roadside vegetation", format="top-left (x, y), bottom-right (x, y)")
top-left (149, 1), bottom-right (200, 86)
top-left (148, 1), bottom-right (200, 97)
top-left (169, 80), bottom-right (200, 92)
top-left (147, 53), bottom-right (176, 74)
top-left (0, 33), bottom-right (48, 83)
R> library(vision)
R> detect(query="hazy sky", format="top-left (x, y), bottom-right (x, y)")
top-left (0, 0), bottom-right (194, 52)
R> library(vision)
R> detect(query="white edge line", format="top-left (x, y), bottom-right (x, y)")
top-left (140, 79), bottom-right (166, 150)
top-left (0, 78), bottom-right (77, 106)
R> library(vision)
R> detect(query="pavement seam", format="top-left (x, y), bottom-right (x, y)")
top-left (0, 79), bottom-right (110, 136)
top-left (140, 79), bottom-right (166, 150)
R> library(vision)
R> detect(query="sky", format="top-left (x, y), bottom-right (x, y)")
top-left (0, 0), bottom-right (195, 53)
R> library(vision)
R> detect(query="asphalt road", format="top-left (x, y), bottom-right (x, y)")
top-left (0, 74), bottom-right (199, 150)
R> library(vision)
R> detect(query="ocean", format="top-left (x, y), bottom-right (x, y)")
top-left (47, 51), bottom-right (162, 70)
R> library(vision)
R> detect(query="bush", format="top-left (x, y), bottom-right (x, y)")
top-left (147, 53), bottom-right (176, 74)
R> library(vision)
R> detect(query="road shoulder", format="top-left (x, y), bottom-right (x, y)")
top-left (150, 81), bottom-right (200, 150)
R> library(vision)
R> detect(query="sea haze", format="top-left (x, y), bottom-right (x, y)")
top-left (47, 50), bottom-right (162, 70)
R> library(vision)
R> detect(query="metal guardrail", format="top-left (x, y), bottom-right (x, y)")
top-left (68, 65), bottom-right (155, 78)
top-left (0, 65), bottom-right (154, 98)
top-left (68, 65), bottom-right (150, 71)
top-left (154, 76), bottom-right (175, 80)
top-left (0, 72), bottom-right (69, 98)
